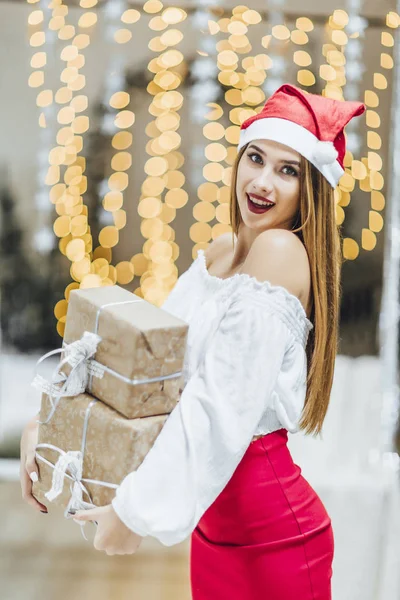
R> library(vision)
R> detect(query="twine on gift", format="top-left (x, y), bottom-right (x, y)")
top-left (35, 399), bottom-right (119, 540)
top-left (31, 298), bottom-right (183, 424)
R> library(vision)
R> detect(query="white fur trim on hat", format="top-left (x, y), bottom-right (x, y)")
top-left (238, 117), bottom-right (344, 188)
top-left (313, 141), bottom-right (338, 165)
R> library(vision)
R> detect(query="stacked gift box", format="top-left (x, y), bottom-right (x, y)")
top-left (31, 285), bottom-right (188, 516)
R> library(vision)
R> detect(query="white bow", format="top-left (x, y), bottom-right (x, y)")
top-left (43, 447), bottom-right (97, 541)
top-left (31, 331), bottom-right (102, 424)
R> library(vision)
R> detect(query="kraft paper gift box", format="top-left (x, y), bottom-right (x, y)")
top-left (32, 391), bottom-right (169, 513)
top-left (58, 285), bottom-right (188, 419)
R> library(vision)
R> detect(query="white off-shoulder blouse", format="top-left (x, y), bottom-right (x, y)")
top-left (111, 248), bottom-right (314, 546)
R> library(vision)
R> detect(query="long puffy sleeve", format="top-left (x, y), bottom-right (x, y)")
top-left (111, 291), bottom-right (296, 546)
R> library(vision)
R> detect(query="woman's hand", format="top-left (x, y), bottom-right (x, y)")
top-left (73, 504), bottom-right (144, 555)
top-left (19, 415), bottom-right (48, 513)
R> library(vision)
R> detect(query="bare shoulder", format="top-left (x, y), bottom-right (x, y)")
top-left (242, 229), bottom-right (310, 301)
top-left (204, 232), bottom-right (236, 265)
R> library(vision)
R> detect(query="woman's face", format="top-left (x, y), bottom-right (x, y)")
top-left (235, 139), bottom-right (301, 232)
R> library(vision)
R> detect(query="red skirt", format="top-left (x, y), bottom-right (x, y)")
top-left (190, 428), bottom-right (334, 600)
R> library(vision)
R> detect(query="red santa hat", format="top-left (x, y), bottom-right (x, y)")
top-left (238, 83), bottom-right (366, 188)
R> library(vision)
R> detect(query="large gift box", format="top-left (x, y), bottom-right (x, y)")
top-left (58, 285), bottom-right (188, 419)
top-left (32, 391), bottom-right (169, 512)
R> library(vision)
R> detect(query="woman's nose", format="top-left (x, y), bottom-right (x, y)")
top-left (252, 169), bottom-right (274, 194)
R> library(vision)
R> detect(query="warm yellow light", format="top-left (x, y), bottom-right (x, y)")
top-left (73, 34), bottom-right (90, 49)
top-left (115, 29), bottom-right (132, 44)
top-left (371, 191), bottom-right (385, 210)
top-left (296, 17), bottom-right (314, 32)
top-left (80, 0), bottom-right (98, 8)
top-left (272, 25), bottom-right (290, 41)
top-left (203, 163), bottom-right (224, 183)
top-left (365, 90), bottom-right (379, 107)
top-left (109, 91), bottom-right (130, 110)
top-left (158, 49), bottom-right (184, 68)
top-left (381, 32), bottom-right (394, 47)
top-left (291, 30), bottom-right (308, 45)
top-left (208, 20), bottom-right (220, 35)
top-left (327, 50), bottom-right (346, 67)
top-left (162, 188), bottom-right (186, 210)
top-left (228, 21), bottom-right (248, 35)
top-left (160, 29), bottom-right (184, 46)
top-left (361, 229), bottom-right (377, 251)
top-left (55, 87), bottom-right (73, 104)
top-left (28, 10), bottom-right (44, 25)
top-left (343, 238), bottom-right (359, 260)
top-left (293, 51), bottom-right (312, 67)
top-left (332, 9), bottom-right (349, 27)
top-left (138, 197), bottom-right (162, 218)
top-left (78, 12), bottom-right (97, 28)
top-left (203, 122), bottom-right (225, 141)
top-left (116, 261), bottom-right (134, 284)
top-left (193, 201), bottom-right (216, 223)
top-left (99, 226), bottom-right (119, 248)
top-left (145, 156), bottom-right (169, 177)
top-left (112, 131), bottom-right (133, 150)
top-left (367, 152), bottom-right (382, 171)
top-left (30, 31), bottom-right (46, 47)
top-left (103, 191), bottom-right (123, 212)
top-left (149, 16), bottom-right (168, 31)
top-left (369, 211), bottom-right (384, 232)
top-left (242, 9), bottom-right (262, 25)
top-left (59, 25), bottom-right (76, 40)
top-left (108, 172), bottom-right (129, 192)
top-left (386, 11), bottom-right (400, 28)
top-left (297, 70), bottom-right (316, 86)
top-left (370, 171), bottom-right (384, 190)
top-left (57, 107), bottom-right (75, 125)
top-left (121, 9), bottom-right (141, 24)
top-left (114, 110), bottom-right (135, 129)
top-left (366, 110), bottom-right (381, 128)
top-left (70, 95), bottom-right (88, 113)
top-left (339, 172), bottom-right (355, 192)
top-left (144, 0), bottom-right (163, 13)
top-left (225, 89), bottom-right (243, 106)
top-left (381, 53), bottom-right (394, 69)
top-left (29, 71), bottom-right (44, 88)
top-left (161, 7), bottom-right (186, 25)
top-left (66, 238), bottom-right (85, 261)
top-left (332, 30), bottom-right (348, 45)
top-left (205, 143), bottom-right (227, 162)
top-left (351, 160), bottom-right (367, 180)
top-left (374, 73), bottom-right (388, 89)
top-left (49, 17), bottom-right (65, 31)
top-left (72, 115), bottom-right (89, 134)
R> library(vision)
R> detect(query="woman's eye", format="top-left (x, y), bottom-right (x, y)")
top-left (247, 152), bottom-right (263, 164)
top-left (282, 165), bottom-right (298, 177)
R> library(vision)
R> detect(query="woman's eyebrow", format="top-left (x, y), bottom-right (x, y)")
top-left (247, 144), bottom-right (300, 166)
top-left (279, 159), bottom-right (301, 166)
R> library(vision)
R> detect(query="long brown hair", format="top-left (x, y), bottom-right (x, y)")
top-left (229, 144), bottom-right (342, 437)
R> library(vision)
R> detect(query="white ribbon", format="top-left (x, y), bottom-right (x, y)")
top-left (32, 331), bottom-right (102, 424)
top-left (36, 439), bottom-right (119, 539)
top-left (45, 449), bottom-right (83, 502)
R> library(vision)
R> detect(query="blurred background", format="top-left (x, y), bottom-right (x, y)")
top-left (1, 0), bottom-right (400, 598)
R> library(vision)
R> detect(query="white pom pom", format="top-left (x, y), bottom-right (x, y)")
top-left (313, 141), bottom-right (338, 166)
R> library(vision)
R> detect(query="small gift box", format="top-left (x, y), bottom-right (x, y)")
top-left (32, 285), bottom-right (188, 421)
top-left (32, 391), bottom-right (169, 514)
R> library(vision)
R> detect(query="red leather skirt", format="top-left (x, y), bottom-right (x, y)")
top-left (190, 428), bottom-right (334, 600)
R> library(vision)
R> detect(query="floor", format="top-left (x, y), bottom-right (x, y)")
top-left (0, 481), bottom-right (192, 600)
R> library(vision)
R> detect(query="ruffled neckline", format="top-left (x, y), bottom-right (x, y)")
top-left (196, 248), bottom-right (314, 334)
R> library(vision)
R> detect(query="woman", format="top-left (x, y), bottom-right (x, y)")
top-left (20, 84), bottom-right (365, 599)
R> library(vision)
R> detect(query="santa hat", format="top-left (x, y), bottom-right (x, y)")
top-left (238, 83), bottom-right (366, 188)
